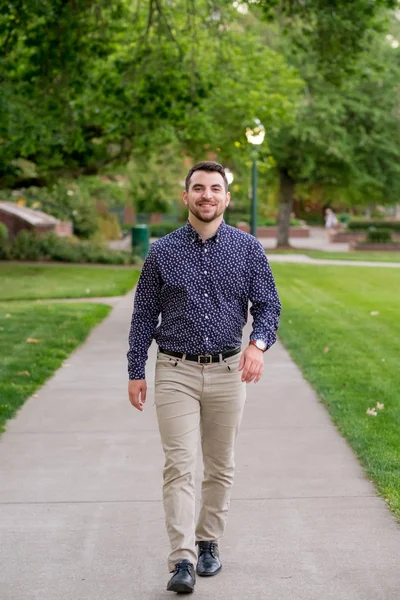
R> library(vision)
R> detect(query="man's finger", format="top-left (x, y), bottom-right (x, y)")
top-left (253, 364), bottom-right (264, 384)
top-left (241, 359), bottom-right (253, 382)
top-left (129, 389), bottom-right (143, 411)
top-left (141, 386), bottom-right (147, 404)
top-left (238, 354), bottom-right (244, 372)
top-left (131, 395), bottom-right (142, 411)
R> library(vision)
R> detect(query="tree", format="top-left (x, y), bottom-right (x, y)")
top-left (258, 0), bottom-right (397, 81)
top-left (269, 33), bottom-right (400, 245)
top-left (0, 0), bottom-right (300, 190)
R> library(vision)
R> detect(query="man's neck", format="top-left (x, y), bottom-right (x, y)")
top-left (188, 214), bottom-right (224, 242)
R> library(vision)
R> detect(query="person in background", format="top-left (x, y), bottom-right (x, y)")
top-left (127, 161), bottom-right (281, 594)
top-left (325, 207), bottom-right (338, 230)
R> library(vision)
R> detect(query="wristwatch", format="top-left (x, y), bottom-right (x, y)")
top-left (249, 340), bottom-right (267, 352)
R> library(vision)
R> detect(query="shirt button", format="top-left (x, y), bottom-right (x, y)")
top-left (204, 249), bottom-right (208, 253)
top-left (205, 315), bottom-right (209, 319)
top-left (204, 271), bottom-right (207, 275)
top-left (204, 293), bottom-right (208, 297)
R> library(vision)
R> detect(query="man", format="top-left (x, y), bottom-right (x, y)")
top-left (127, 161), bottom-right (281, 594)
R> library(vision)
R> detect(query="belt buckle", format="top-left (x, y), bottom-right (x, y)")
top-left (198, 354), bottom-right (212, 364)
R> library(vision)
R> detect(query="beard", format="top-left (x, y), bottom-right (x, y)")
top-left (188, 202), bottom-right (226, 223)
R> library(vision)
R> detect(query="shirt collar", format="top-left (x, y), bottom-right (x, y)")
top-left (185, 219), bottom-right (227, 244)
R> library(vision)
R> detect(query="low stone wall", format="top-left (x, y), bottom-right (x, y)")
top-left (330, 231), bottom-right (366, 243)
top-left (236, 223), bottom-right (310, 238)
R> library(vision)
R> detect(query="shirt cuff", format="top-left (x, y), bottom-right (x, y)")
top-left (128, 366), bottom-right (146, 380)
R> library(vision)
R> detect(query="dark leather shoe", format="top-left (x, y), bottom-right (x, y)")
top-left (167, 559), bottom-right (196, 593)
top-left (196, 541), bottom-right (222, 577)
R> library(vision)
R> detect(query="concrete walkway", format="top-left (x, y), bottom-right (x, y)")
top-left (1, 292), bottom-right (400, 600)
top-left (266, 253), bottom-right (400, 268)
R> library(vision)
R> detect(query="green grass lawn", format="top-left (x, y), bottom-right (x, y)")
top-left (267, 249), bottom-right (400, 263)
top-left (0, 264), bottom-right (140, 300)
top-left (0, 302), bottom-right (111, 432)
top-left (272, 264), bottom-right (400, 518)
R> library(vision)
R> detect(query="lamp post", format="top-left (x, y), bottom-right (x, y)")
top-left (225, 168), bottom-right (234, 186)
top-left (246, 119), bottom-right (265, 237)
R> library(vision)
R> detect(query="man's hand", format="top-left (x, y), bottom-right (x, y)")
top-left (238, 345), bottom-right (264, 384)
top-left (128, 379), bottom-right (147, 411)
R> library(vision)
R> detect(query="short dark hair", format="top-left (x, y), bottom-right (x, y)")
top-left (185, 161), bottom-right (228, 192)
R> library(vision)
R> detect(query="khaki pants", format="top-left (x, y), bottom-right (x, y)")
top-left (155, 351), bottom-right (246, 571)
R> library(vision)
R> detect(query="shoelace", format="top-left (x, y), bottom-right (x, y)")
top-left (175, 561), bottom-right (192, 574)
top-left (199, 542), bottom-right (217, 557)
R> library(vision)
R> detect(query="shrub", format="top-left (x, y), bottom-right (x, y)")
top-left (3, 230), bottom-right (135, 264)
top-left (9, 230), bottom-right (43, 261)
top-left (349, 220), bottom-right (400, 232)
top-left (38, 232), bottom-right (134, 264)
top-left (366, 228), bottom-right (393, 243)
top-left (0, 222), bottom-right (9, 259)
top-left (39, 233), bottom-right (82, 262)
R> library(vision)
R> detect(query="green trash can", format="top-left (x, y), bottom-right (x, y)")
top-left (131, 224), bottom-right (150, 259)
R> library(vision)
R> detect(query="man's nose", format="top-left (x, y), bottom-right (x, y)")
top-left (202, 189), bottom-right (213, 199)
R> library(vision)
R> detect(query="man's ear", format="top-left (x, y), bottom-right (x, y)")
top-left (182, 190), bottom-right (188, 205)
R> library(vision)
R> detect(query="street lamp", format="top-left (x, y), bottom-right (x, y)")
top-left (246, 119), bottom-right (265, 237)
top-left (225, 168), bottom-right (234, 186)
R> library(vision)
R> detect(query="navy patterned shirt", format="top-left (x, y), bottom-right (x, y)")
top-left (127, 220), bottom-right (281, 380)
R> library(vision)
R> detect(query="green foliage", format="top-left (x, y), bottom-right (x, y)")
top-left (258, 0), bottom-right (397, 82)
top-left (4, 231), bottom-right (135, 264)
top-left (0, 223), bottom-right (8, 259)
top-left (349, 221), bottom-right (400, 232)
top-left (127, 144), bottom-right (186, 215)
top-left (366, 228), bottom-right (393, 243)
top-left (0, 0), bottom-right (301, 188)
top-left (39, 233), bottom-right (134, 264)
top-left (257, 217), bottom-right (301, 227)
top-left (9, 230), bottom-right (43, 261)
top-left (265, 16), bottom-right (400, 247)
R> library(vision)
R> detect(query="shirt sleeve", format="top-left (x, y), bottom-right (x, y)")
top-left (248, 240), bottom-right (281, 349)
top-left (127, 244), bottom-right (162, 380)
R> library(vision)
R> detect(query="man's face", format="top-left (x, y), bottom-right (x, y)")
top-left (183, 170), bottom-right (230, 223)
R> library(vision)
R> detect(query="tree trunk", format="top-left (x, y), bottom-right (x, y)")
top-left (276, 170), bottom-right (295, 248)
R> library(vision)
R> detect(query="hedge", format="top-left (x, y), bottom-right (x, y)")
top-left (348, 220), bottom-right (400, 232)
top-left (366, 228), bottom-right (393, 243)
top-left (1, 230), bottom-right (136, 264)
